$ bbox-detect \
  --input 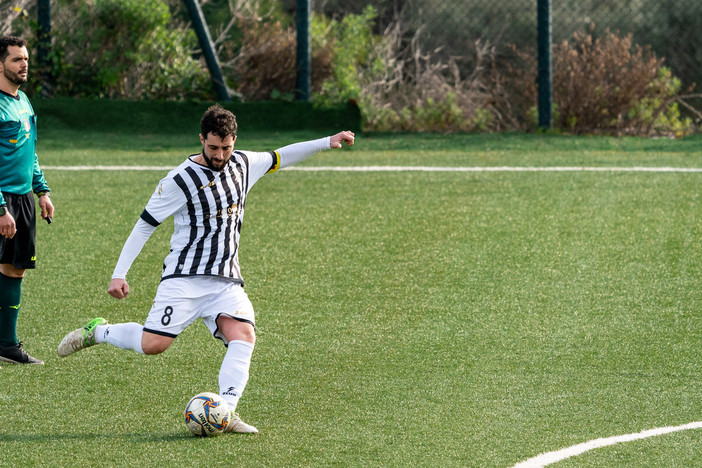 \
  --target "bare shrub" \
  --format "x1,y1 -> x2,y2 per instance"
216,0 -> 333,101
556,29 -> 663,132
224,19 -> 297,100
357,19 -> 512,132
510,26 -> 699,135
